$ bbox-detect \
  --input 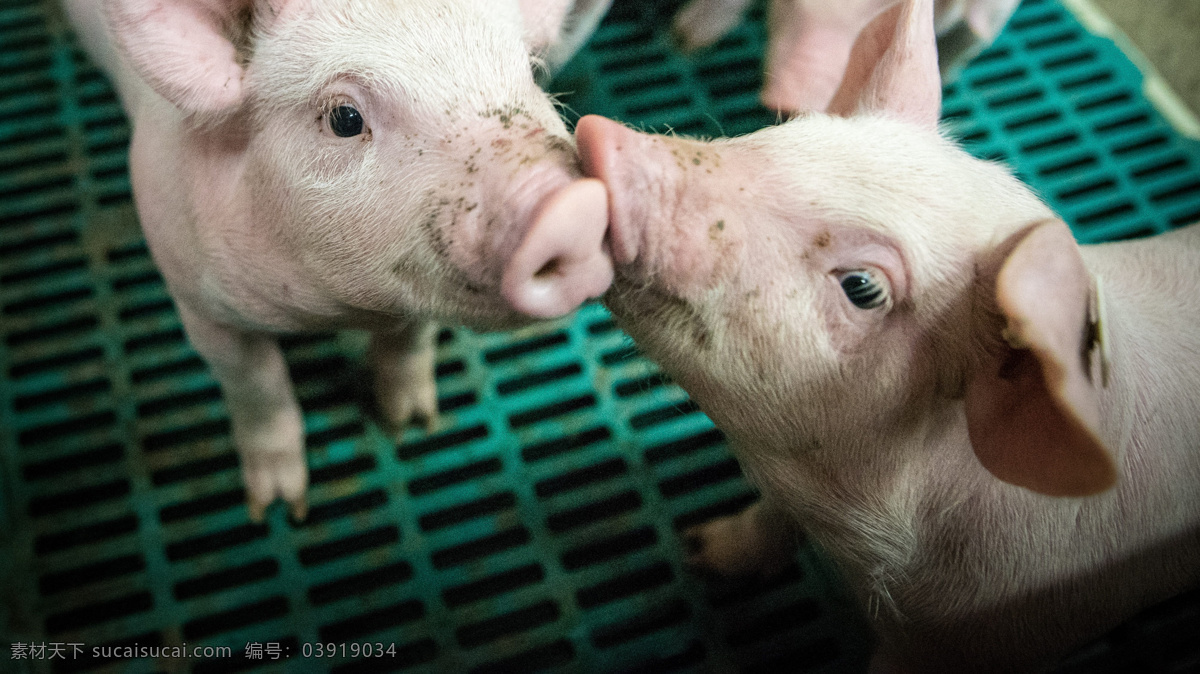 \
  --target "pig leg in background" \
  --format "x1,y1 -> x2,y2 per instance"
177,304 -> 307,522
762,0 -> 901,113
685,499 -> 802,577
543,0 -> 616,74
934,0 -> 1021,79
672,0 -> 755,52
368,320 -> 440,436
670,0 -> 1021,114
671,0 -> 902,111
